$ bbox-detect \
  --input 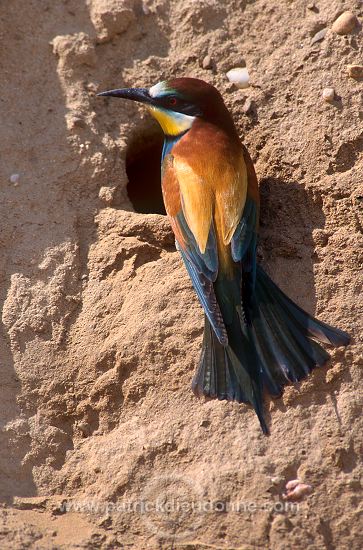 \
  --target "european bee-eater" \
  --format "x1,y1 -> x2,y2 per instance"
98,78 -> 350,434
